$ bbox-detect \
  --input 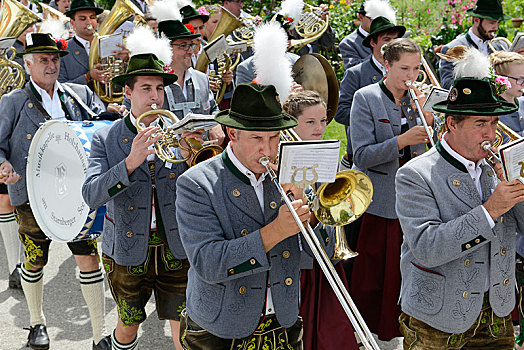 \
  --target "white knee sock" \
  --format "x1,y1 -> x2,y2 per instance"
80,268 -> 106,345
112,329 -> 139,350
20,265 -> 45,326
0,212 -> 21,273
